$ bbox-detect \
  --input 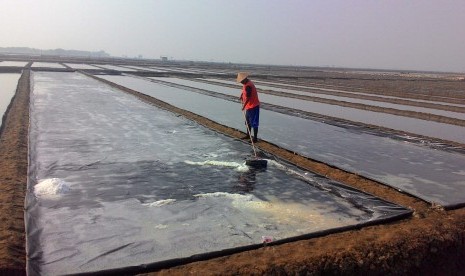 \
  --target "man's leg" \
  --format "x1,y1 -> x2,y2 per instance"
251,106 -> 260,142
